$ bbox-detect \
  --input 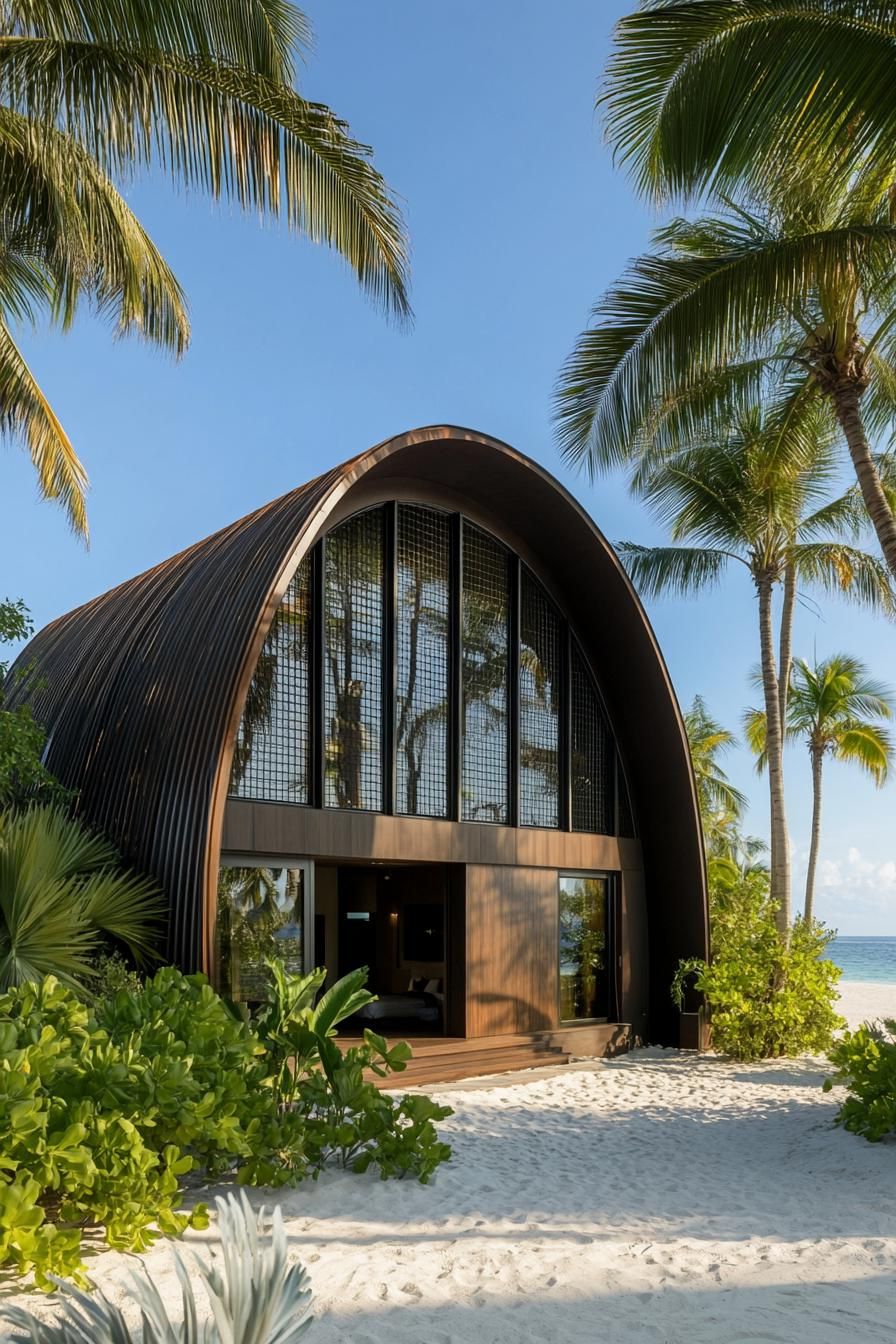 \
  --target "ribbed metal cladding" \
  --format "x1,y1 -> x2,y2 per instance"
7,466 -> 344,969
